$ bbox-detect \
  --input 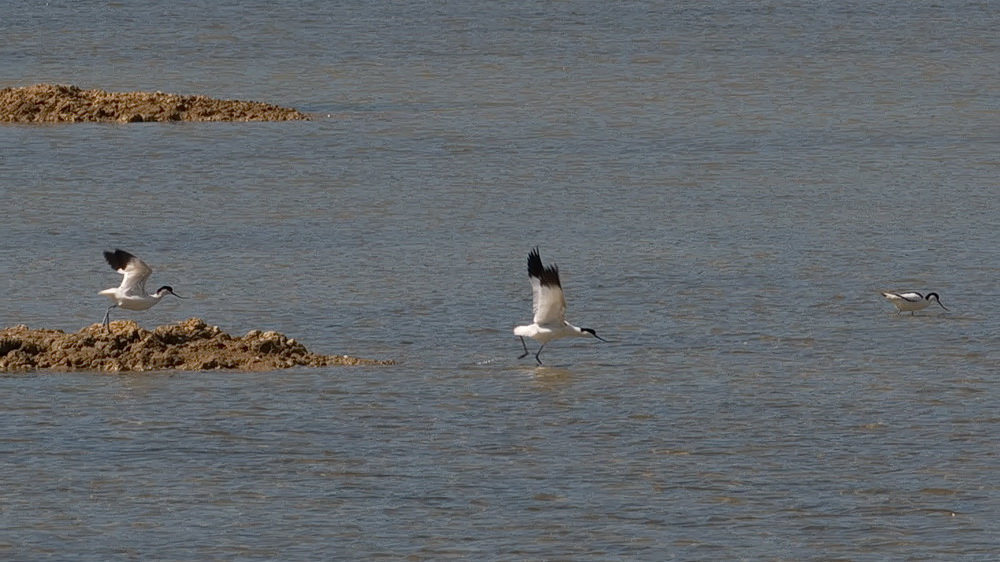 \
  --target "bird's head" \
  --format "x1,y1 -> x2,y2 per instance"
156,286 -> 186,299
926,292 -> 948,310
580,327 -> 608,342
